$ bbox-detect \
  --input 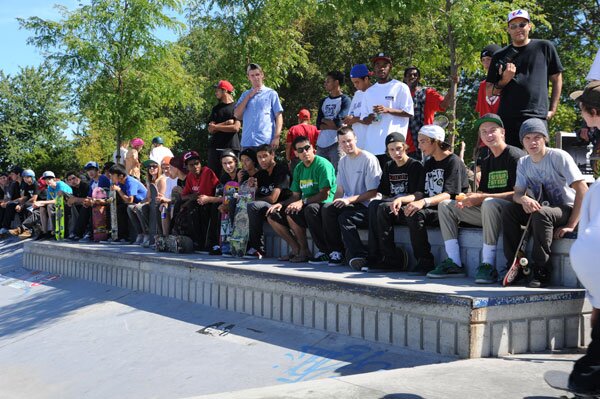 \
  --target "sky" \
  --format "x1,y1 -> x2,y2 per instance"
0,0 -> 182,76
